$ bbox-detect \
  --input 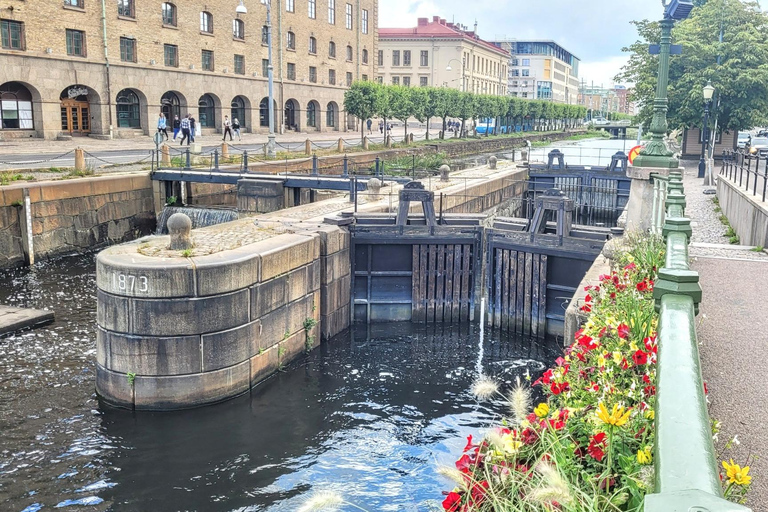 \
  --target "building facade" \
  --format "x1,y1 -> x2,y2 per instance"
0,0 -> 377,140
577,85 -> 635,117
492,40 -> 579,103
377,17 -> 508,96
